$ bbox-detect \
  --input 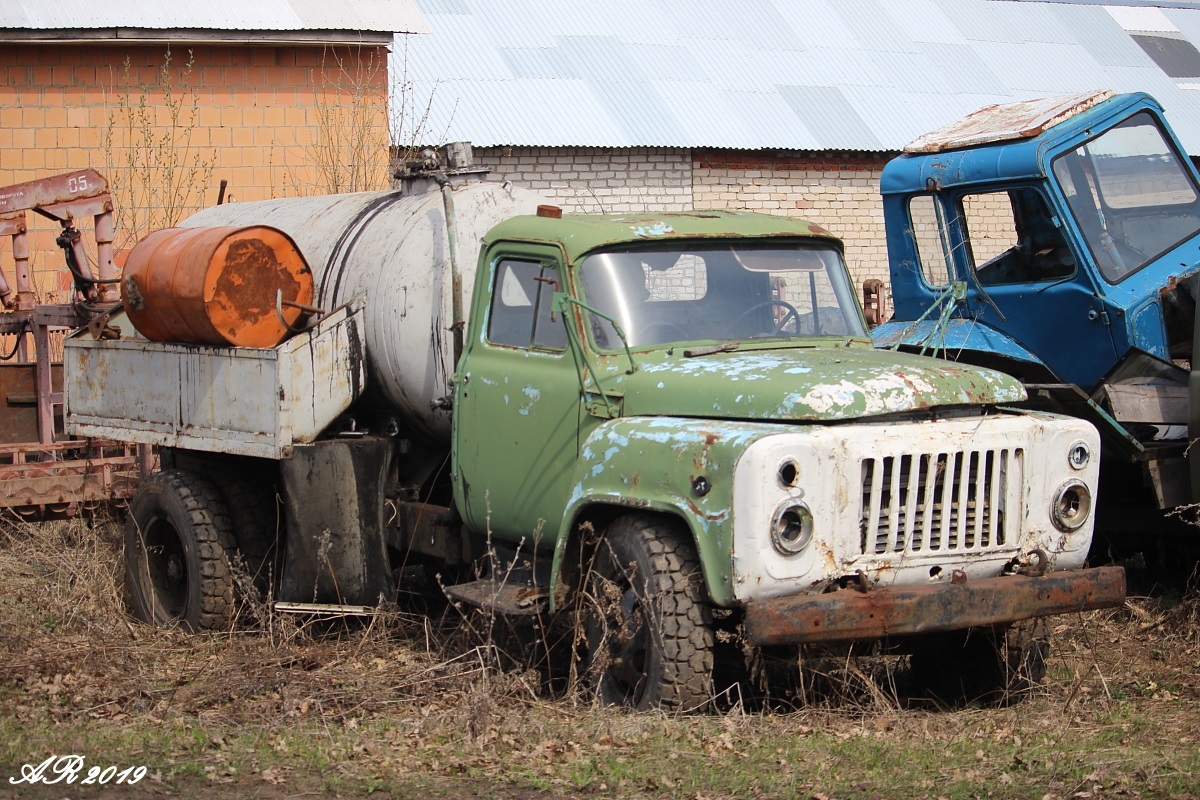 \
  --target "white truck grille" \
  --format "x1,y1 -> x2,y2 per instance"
859,448 -> 1023,556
